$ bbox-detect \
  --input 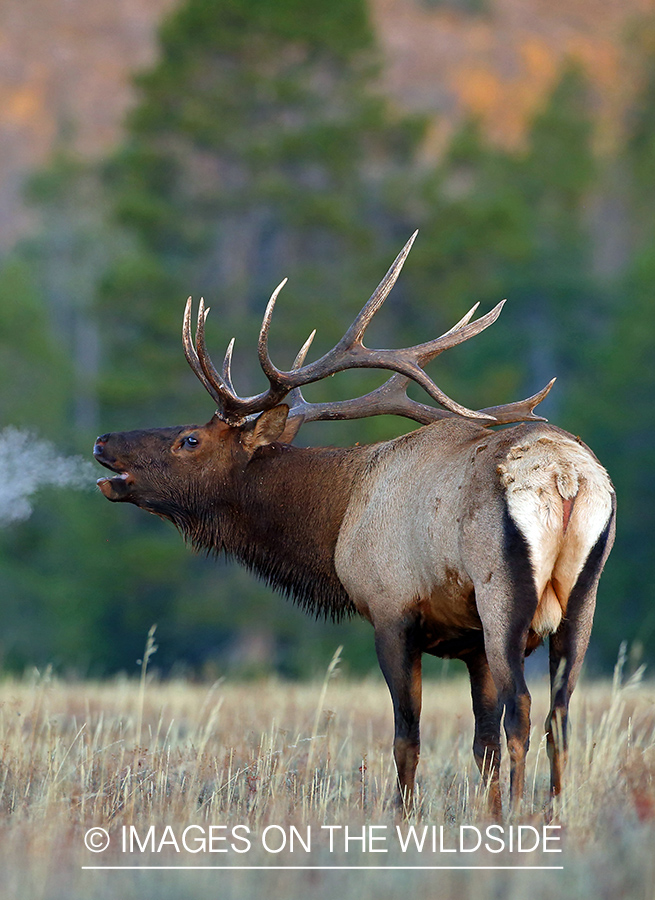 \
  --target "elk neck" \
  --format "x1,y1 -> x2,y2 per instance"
192,441 -> 369,621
